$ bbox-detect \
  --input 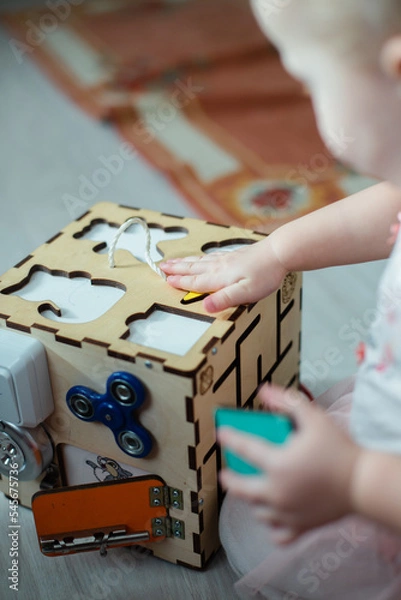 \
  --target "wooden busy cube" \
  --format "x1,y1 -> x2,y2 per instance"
0,202 -> 301,568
